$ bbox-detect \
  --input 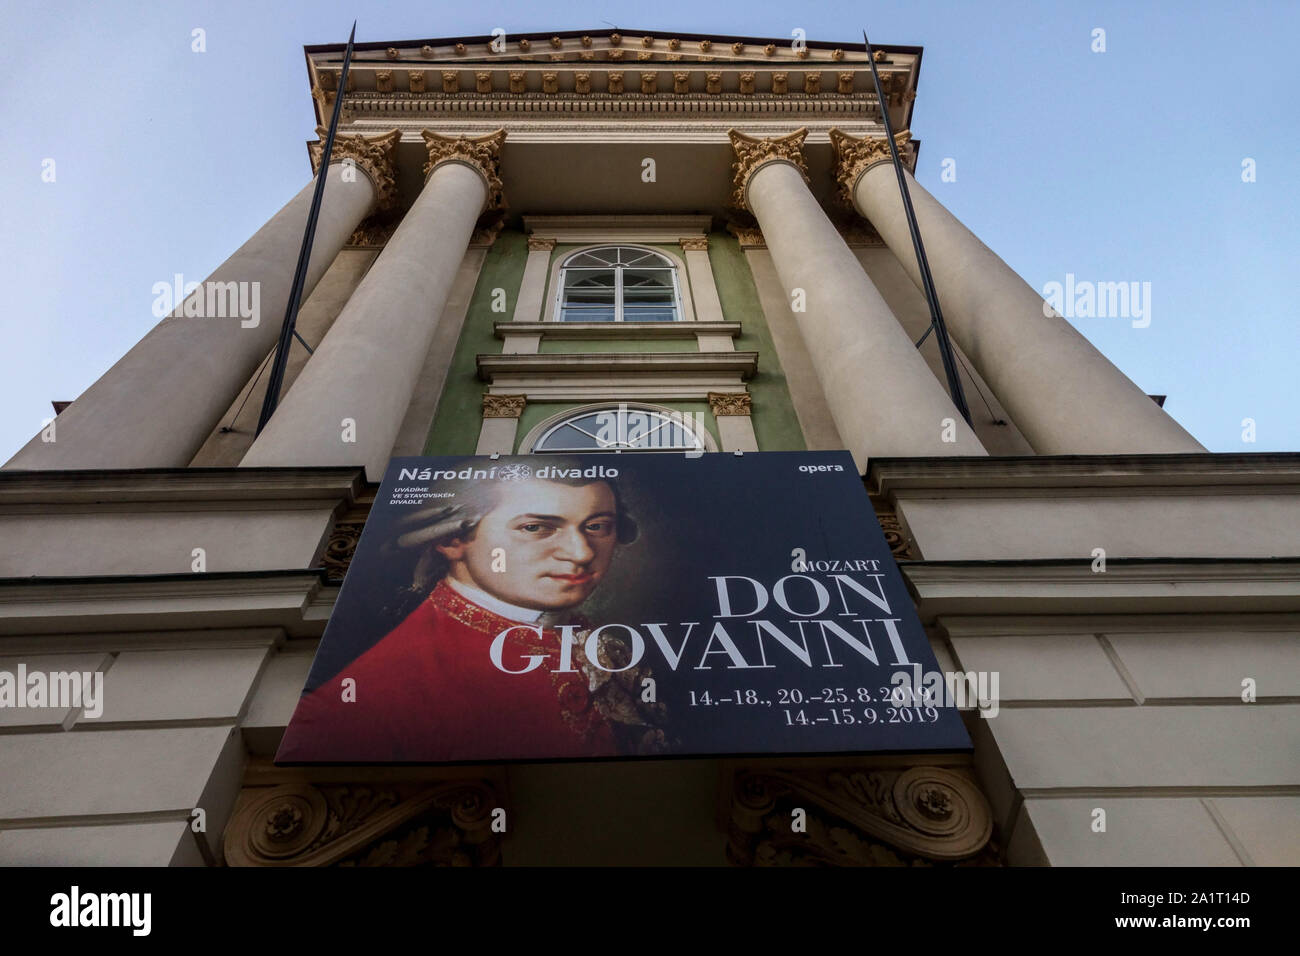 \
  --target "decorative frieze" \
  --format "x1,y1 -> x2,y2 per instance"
829,127 -> 912,204
308,128 -> 401,210
727,127 -> 810,211
482,393 -> 527,418
421,128 -> 507,210
708,392 -> 753,417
